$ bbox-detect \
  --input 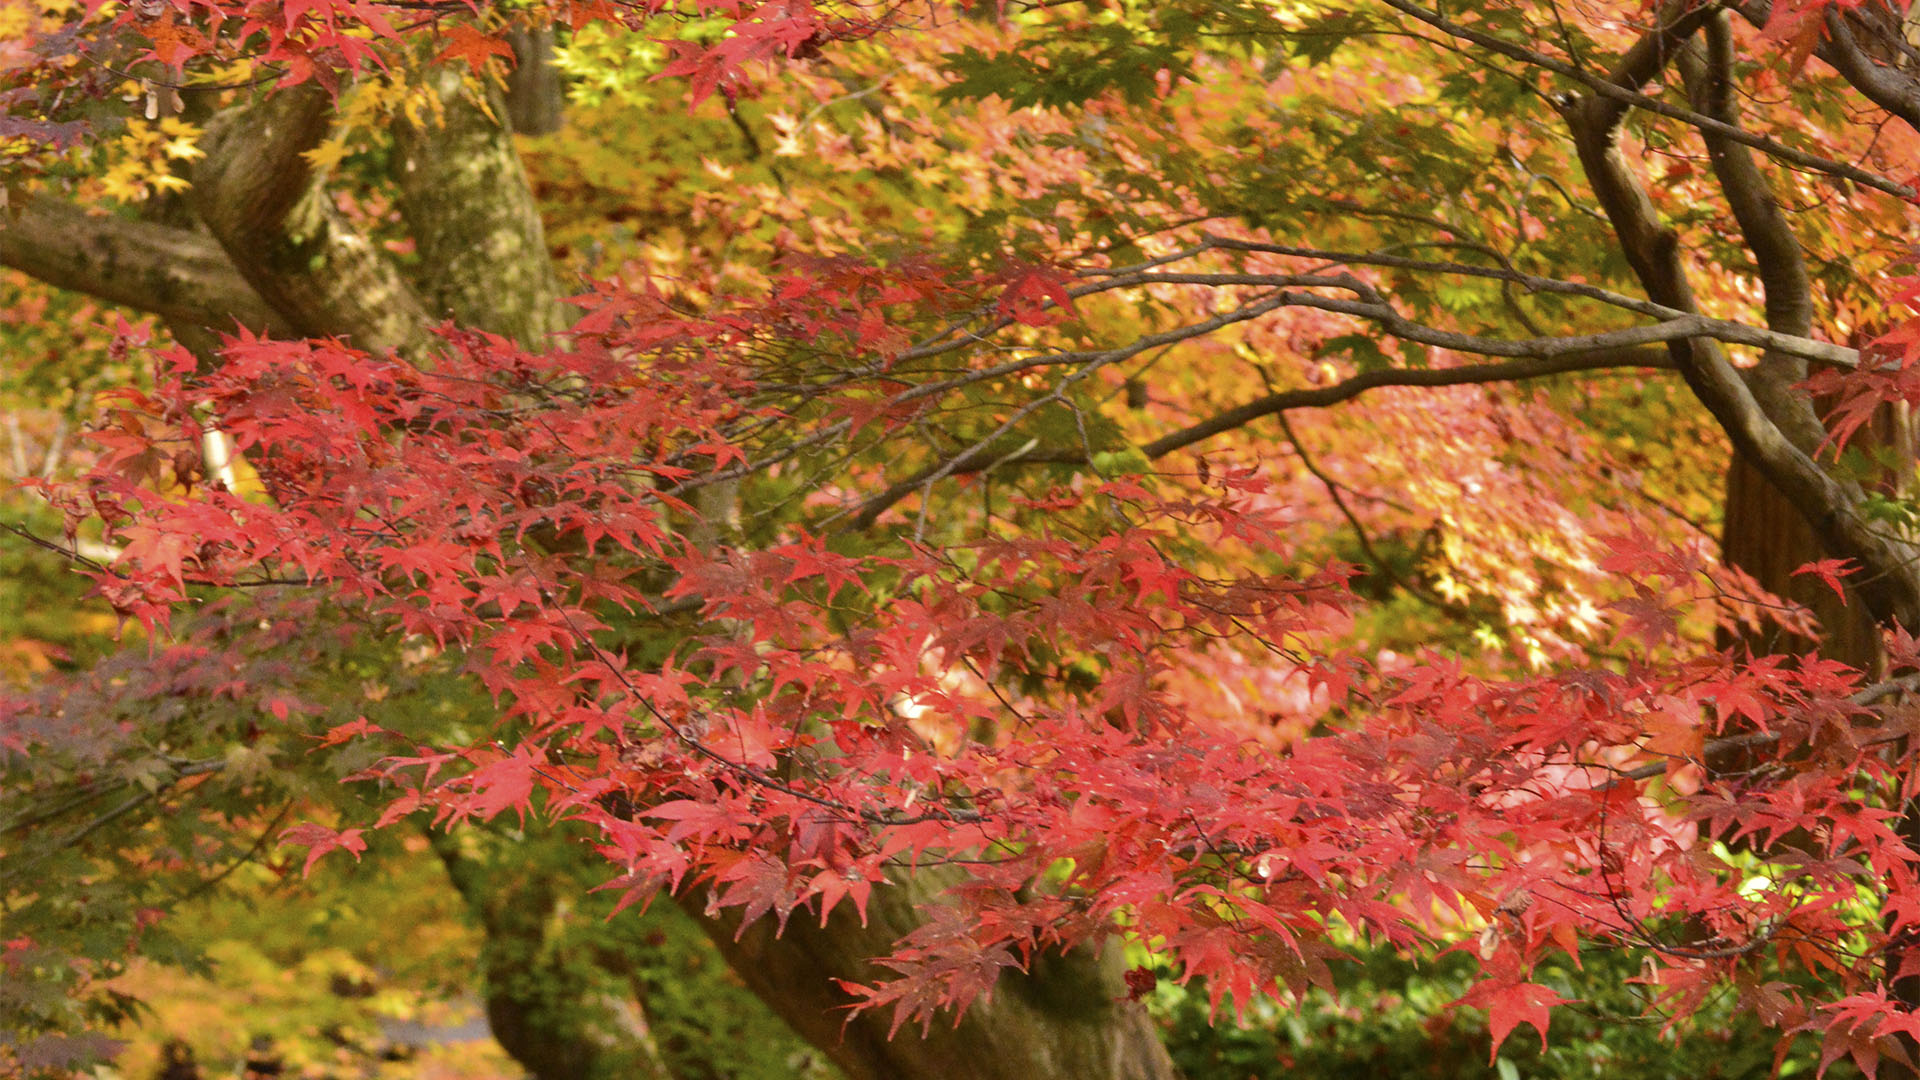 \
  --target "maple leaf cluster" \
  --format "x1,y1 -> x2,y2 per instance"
16,260 -> 1919,1073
